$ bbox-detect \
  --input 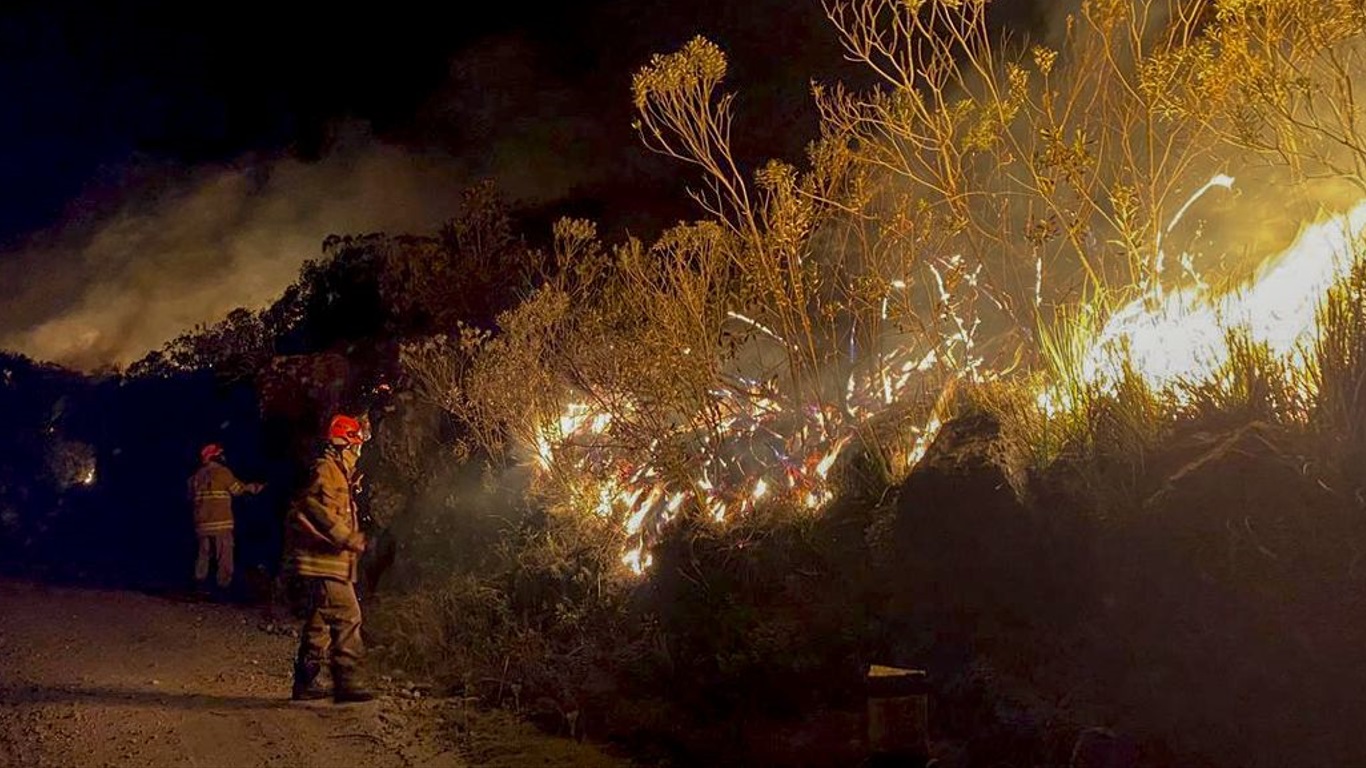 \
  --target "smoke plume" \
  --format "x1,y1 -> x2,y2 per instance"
0,134 -> 481,371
